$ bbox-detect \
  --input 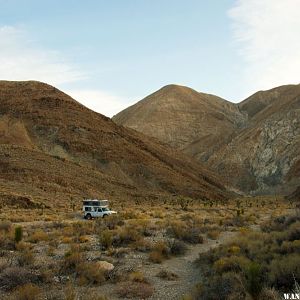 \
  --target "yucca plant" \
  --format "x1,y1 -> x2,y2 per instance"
15,226 -> 23,244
